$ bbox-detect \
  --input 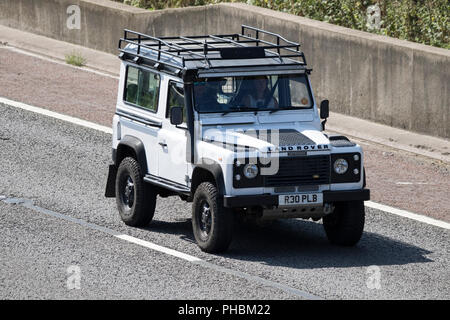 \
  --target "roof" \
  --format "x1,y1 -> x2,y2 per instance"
118,25 -> 309,78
